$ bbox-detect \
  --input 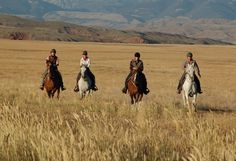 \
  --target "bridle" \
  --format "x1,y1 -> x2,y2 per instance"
185,64 -> 195,82
81,65 -> 87,79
